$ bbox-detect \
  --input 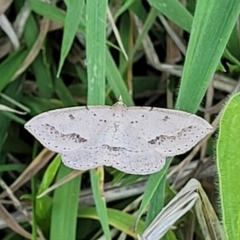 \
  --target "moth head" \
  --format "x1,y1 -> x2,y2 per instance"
112,95 -> 127,108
